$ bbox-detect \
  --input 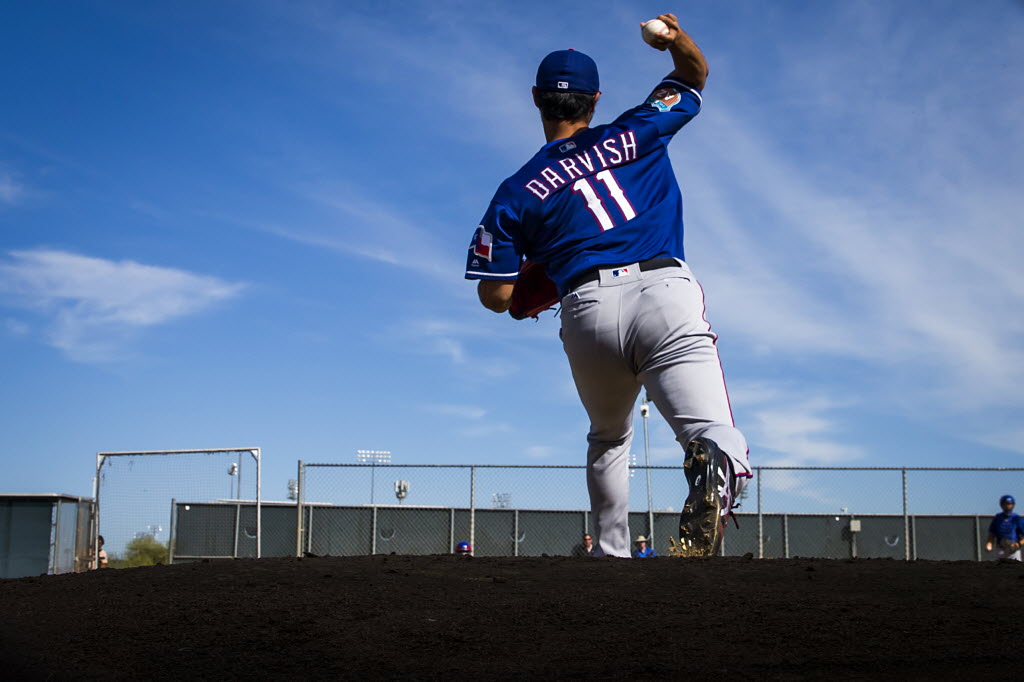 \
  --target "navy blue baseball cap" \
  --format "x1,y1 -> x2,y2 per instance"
1001,495 -> 1015,505
536,49 -> 600,94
